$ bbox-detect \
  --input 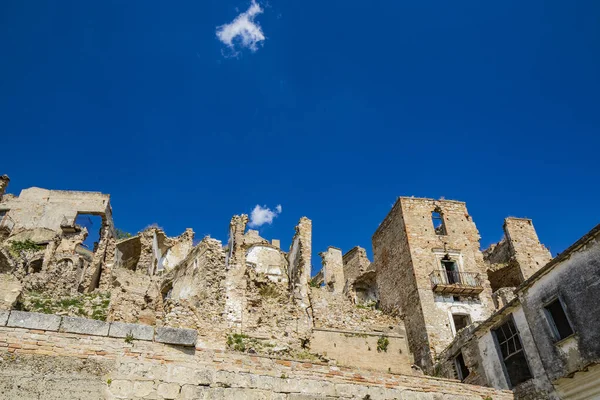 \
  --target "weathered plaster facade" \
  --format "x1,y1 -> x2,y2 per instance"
435,223 -> 600,400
